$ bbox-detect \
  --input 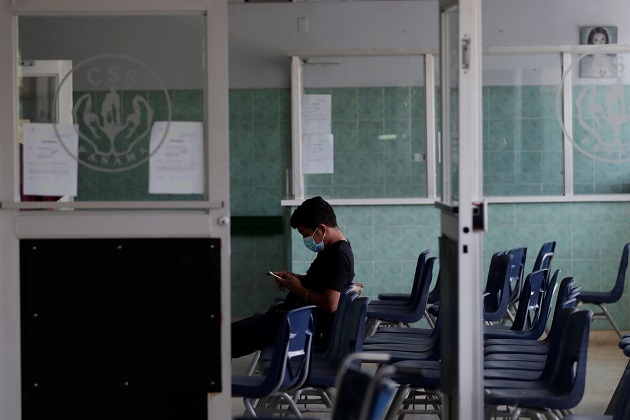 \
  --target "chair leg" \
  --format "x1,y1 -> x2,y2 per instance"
423,309 -> 436,328
246,350 -> 261,376
598,303 -> 623,339
242,397 -> 258,417
577,301 -> 623,339
365,318 -> 382,339
384,385 -> 410,420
